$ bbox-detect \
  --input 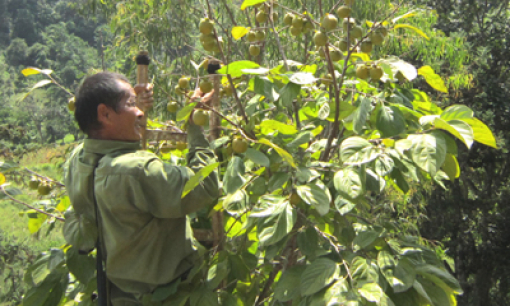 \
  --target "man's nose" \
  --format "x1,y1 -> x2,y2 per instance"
136,107 -> 144,118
